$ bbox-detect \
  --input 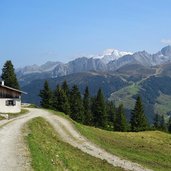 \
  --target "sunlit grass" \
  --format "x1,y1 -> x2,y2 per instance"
25,117 -> 123,171
75,123 -> 171,171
